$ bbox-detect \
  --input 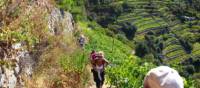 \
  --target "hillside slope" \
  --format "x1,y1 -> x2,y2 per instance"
86,0 -> 200,87
78,21 -> 155,88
